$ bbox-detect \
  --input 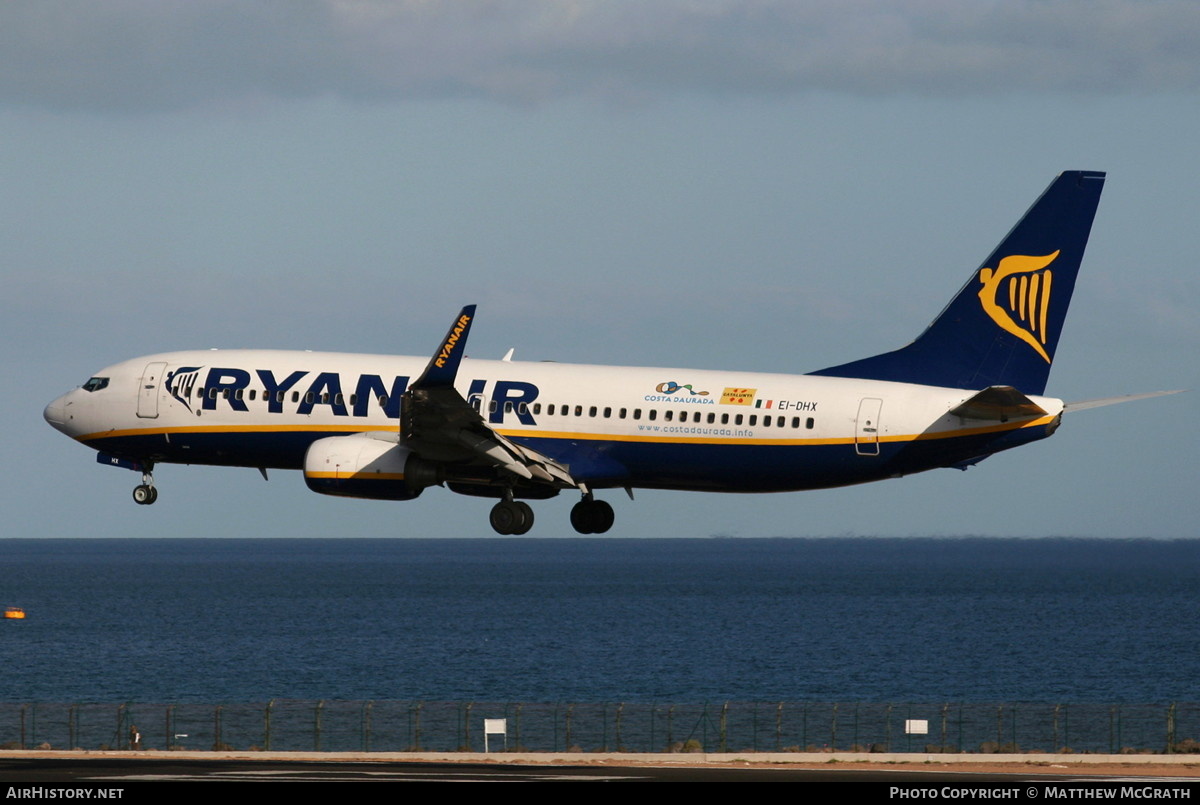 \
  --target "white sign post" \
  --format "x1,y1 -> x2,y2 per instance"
484,718 -> 507,753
